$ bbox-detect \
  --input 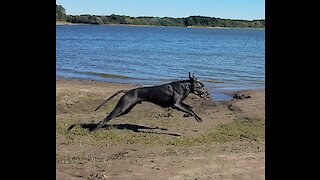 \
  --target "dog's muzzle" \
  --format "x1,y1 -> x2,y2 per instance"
194,89 -> 206,98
